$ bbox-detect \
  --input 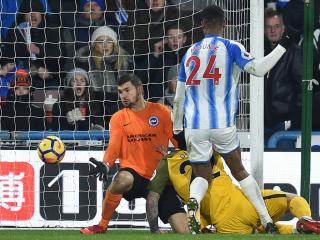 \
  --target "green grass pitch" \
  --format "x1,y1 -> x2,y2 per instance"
2,230 -> 320,240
